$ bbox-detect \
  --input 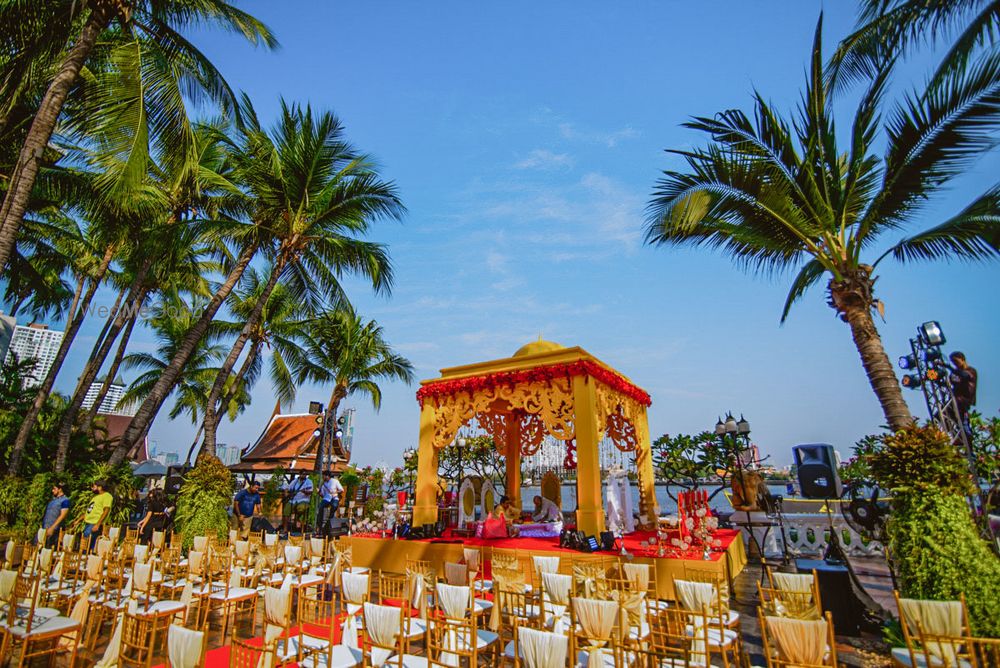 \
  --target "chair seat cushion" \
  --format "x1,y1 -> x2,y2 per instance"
7,614 -> 79,638
890,646 -> 970,668
209,586 -> 257,601
297,644 -> 364,668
